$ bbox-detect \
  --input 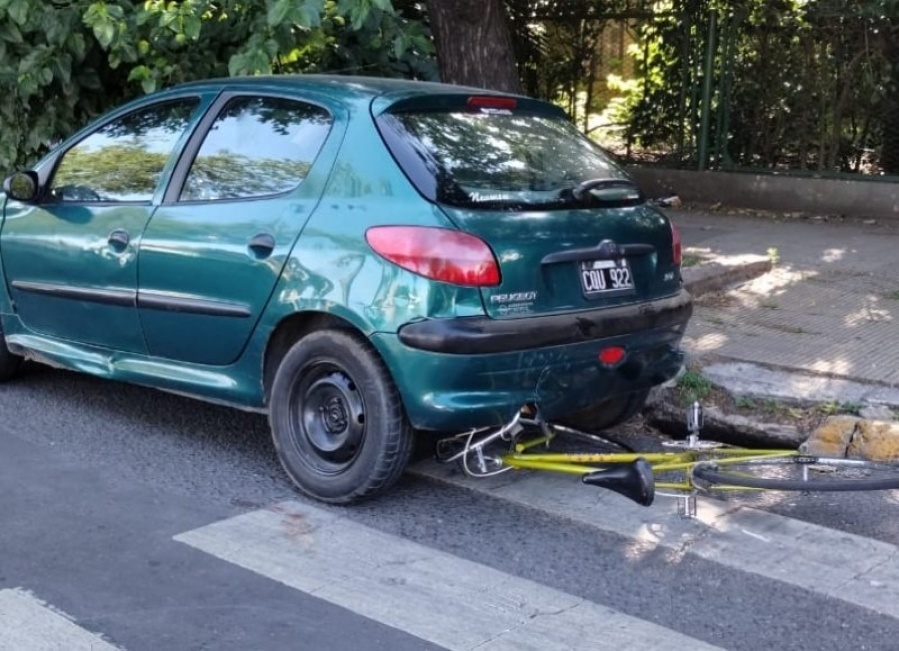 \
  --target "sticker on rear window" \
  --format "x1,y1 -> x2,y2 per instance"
470,191 -> 514,203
